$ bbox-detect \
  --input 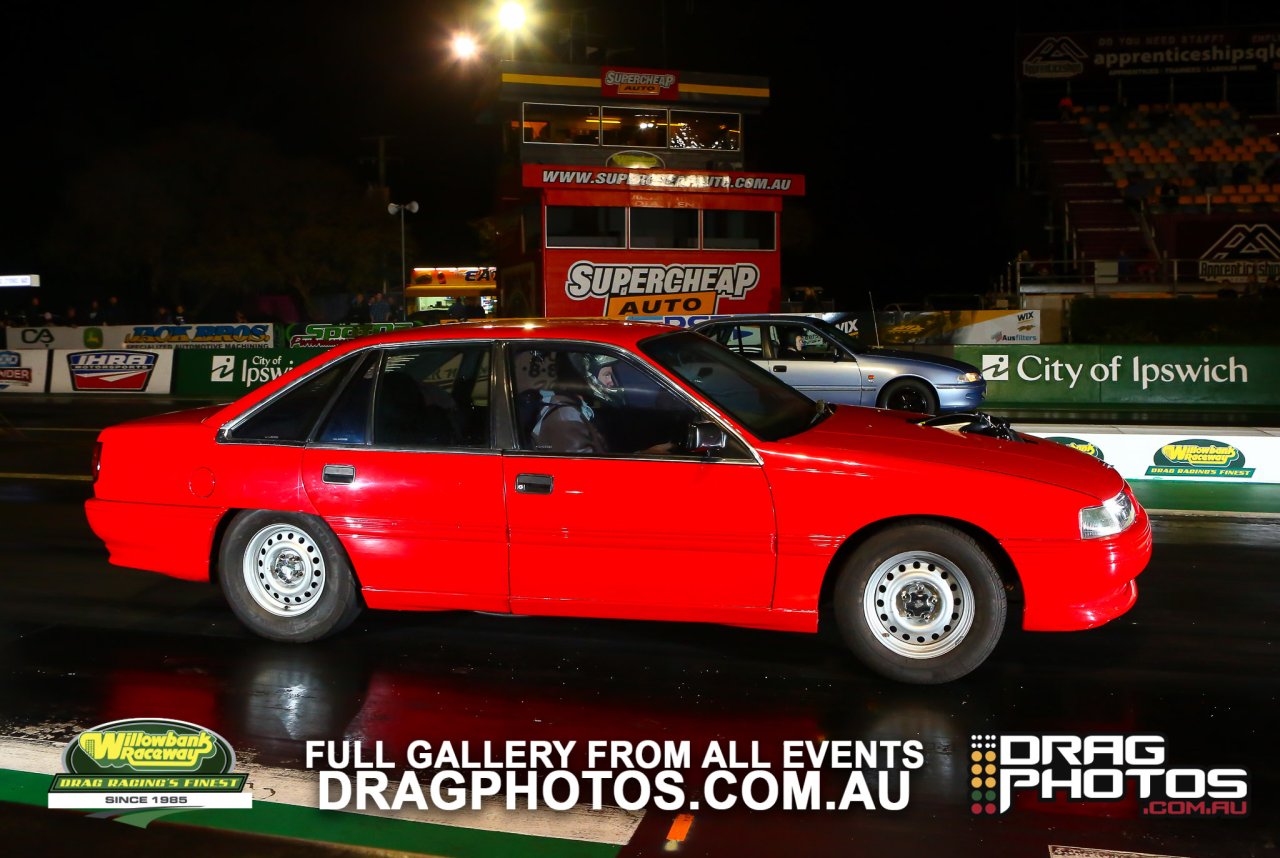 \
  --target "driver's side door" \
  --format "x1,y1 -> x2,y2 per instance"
501,342 -> 778,616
